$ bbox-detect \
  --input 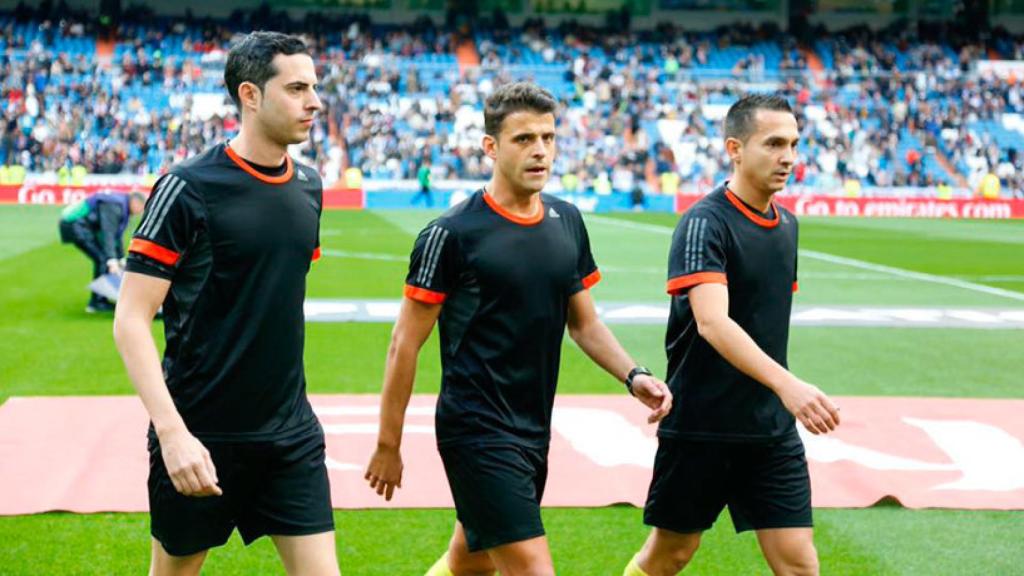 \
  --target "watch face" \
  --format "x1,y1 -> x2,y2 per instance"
628,367 -> 652,385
